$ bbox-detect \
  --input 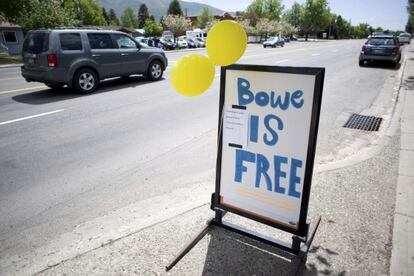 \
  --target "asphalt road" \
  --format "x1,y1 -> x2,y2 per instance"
0,40 -> 406,275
